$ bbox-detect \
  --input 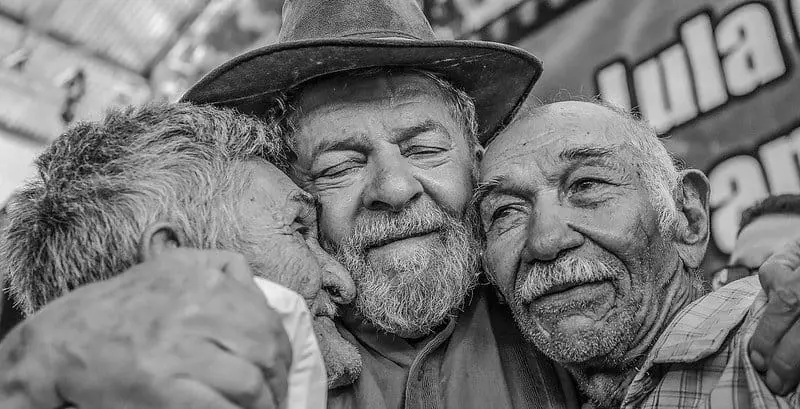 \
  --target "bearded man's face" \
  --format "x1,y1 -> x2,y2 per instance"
324,198 -> 480,337
289,72 -> 481,338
